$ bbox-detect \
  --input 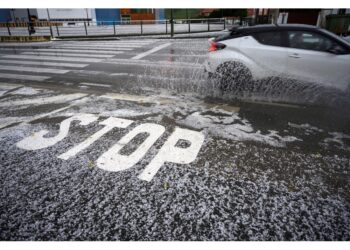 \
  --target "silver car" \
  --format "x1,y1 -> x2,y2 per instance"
204,24 -> 350,91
